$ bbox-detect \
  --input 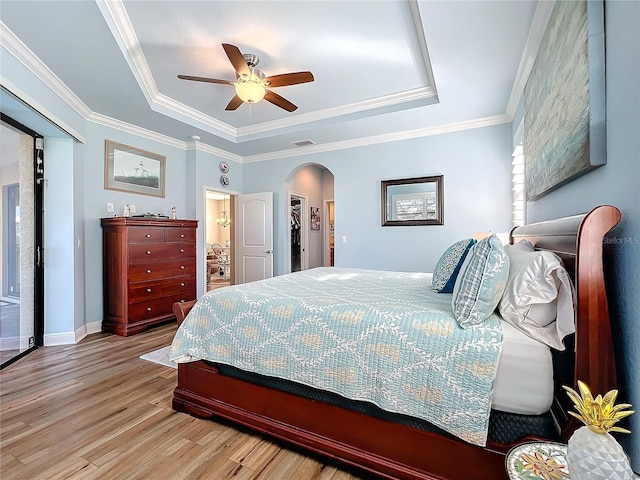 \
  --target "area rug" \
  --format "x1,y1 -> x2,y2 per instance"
139,346 -> 176,369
